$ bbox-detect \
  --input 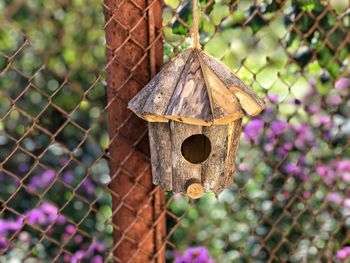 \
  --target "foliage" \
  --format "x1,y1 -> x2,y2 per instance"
0,0 -> 349,262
